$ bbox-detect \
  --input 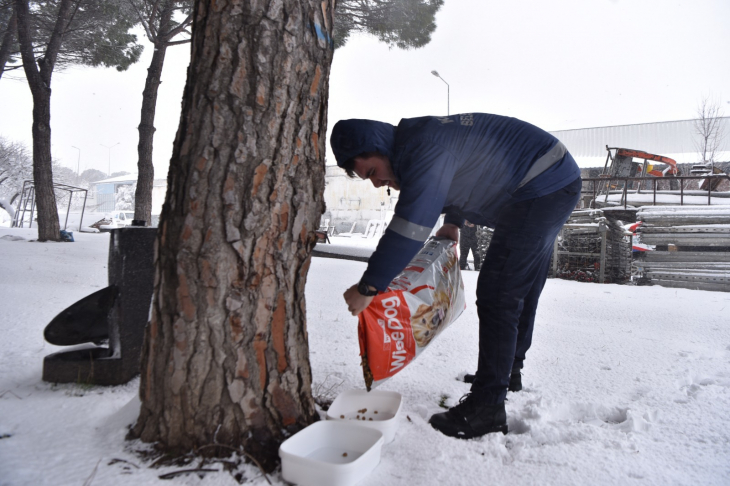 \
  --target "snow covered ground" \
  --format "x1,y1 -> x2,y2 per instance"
1,227 -> 729,485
